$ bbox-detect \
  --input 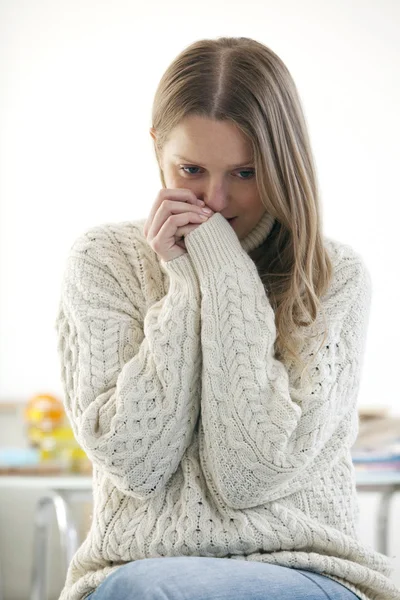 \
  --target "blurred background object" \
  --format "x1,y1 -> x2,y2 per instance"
352,407 -> 400,472
0,393 -> 92,475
